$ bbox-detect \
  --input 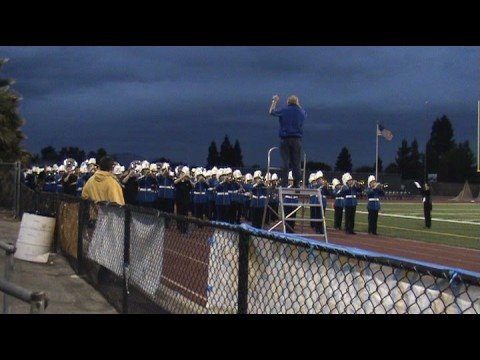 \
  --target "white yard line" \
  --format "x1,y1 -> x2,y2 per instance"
326,208 -> 480,225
